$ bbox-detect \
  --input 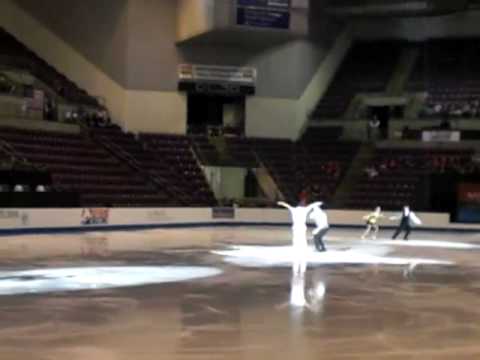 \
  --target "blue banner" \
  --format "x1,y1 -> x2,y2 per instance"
238,0 -> 289,8
237,0 -> 290,29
